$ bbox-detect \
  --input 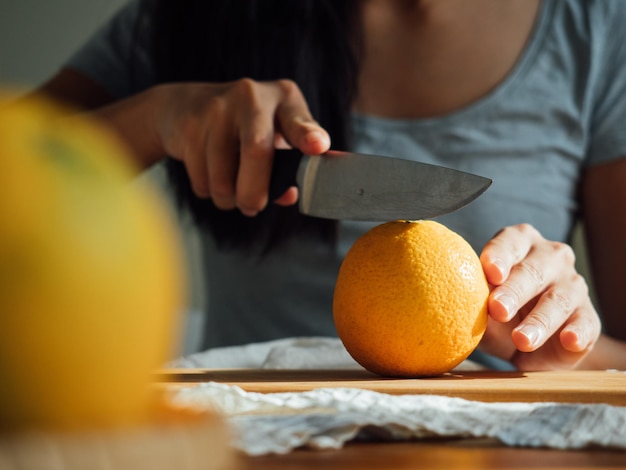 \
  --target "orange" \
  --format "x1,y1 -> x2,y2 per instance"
0,94 -> 187,430
333,220 -> 489,377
